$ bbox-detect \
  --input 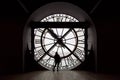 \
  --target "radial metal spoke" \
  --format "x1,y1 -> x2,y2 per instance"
61,47 -> 69,68
61,28 -> 64,36
65,37 -> 76,40
61,47 -> 65,57
57,46 -> 59,52
43,36 -> 54,40
65,42 -> 75,46
56,28 -> 59,36
44,43 -> 54,46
